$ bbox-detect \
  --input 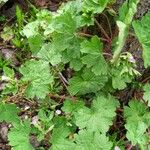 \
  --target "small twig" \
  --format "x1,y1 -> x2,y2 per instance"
94,18 -> 111,42
127,144 -> 133,150
77,32 -> 93,38
3,15 -> 16,27
58,72 -> 68,89
59,72 -> 68,84
141,76 -> 150,84
77,32 -> 109,42
103,52 -> 112,57
48,93 -> 76,101
101,13 -> 112,39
